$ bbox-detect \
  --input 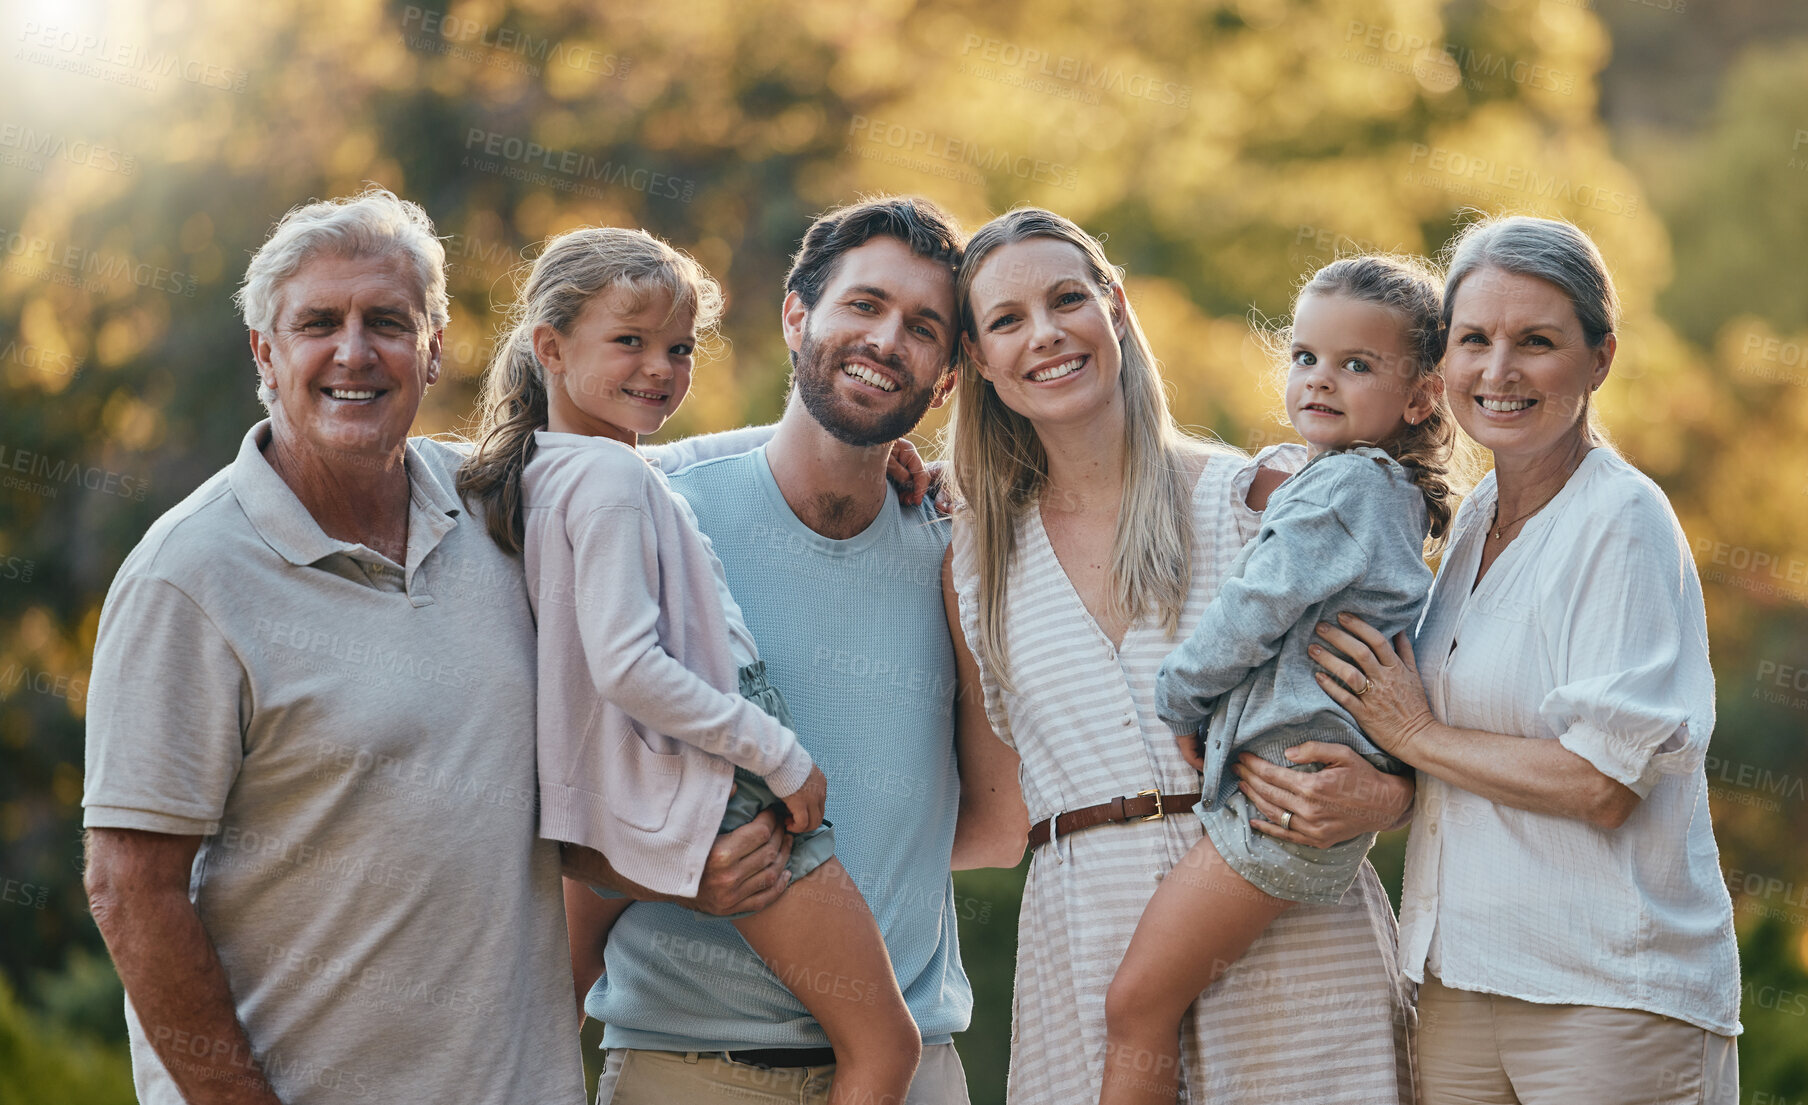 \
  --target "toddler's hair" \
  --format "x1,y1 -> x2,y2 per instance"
457,227 -> 724,554
1291,255 -> 1465,551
